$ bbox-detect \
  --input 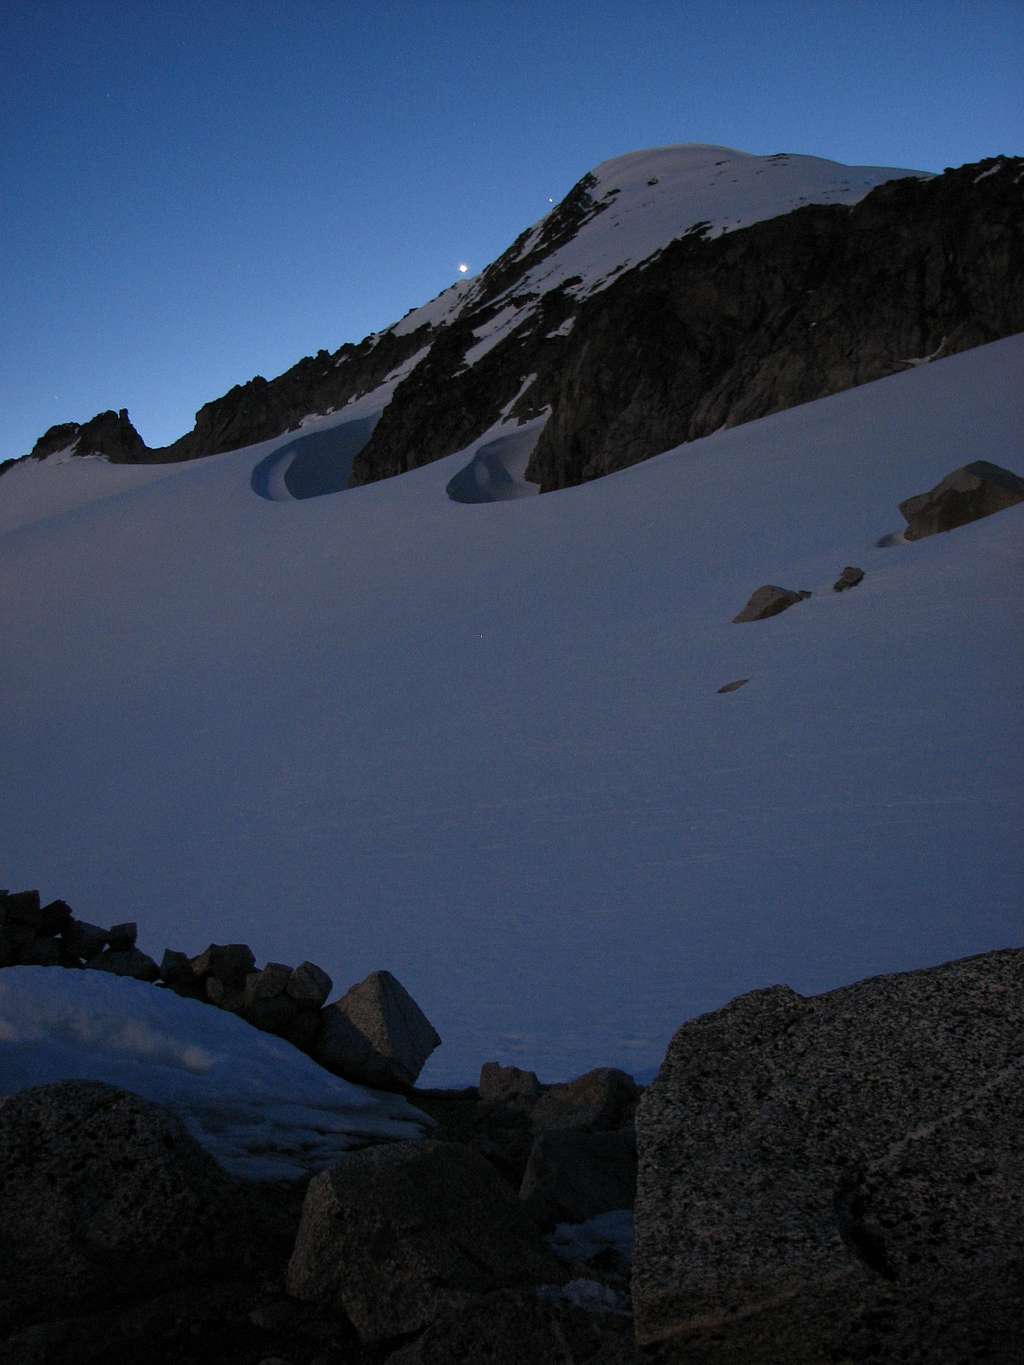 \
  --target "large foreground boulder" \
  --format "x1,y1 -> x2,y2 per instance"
286,1140 -> 564,1342
898,459 -> 1024,539
0,1081 -> 234,1333
633,948 -> 1024,1363
313,968 -> 440,1089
